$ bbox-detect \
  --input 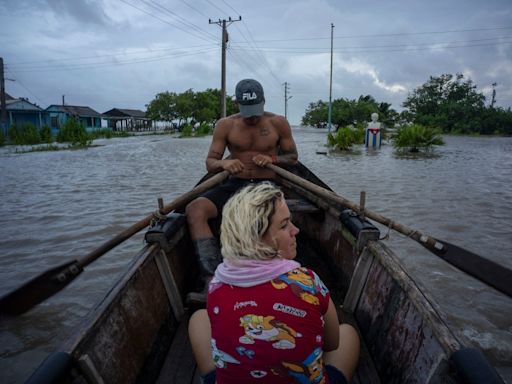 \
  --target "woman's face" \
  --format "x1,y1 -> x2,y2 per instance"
261,198 -> 299,259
